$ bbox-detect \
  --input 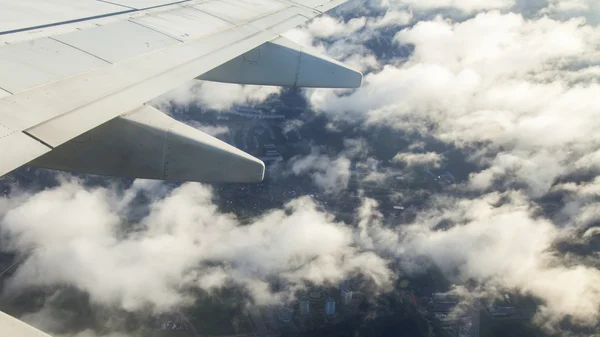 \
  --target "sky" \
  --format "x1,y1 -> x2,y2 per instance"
2,0 -> 600,336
